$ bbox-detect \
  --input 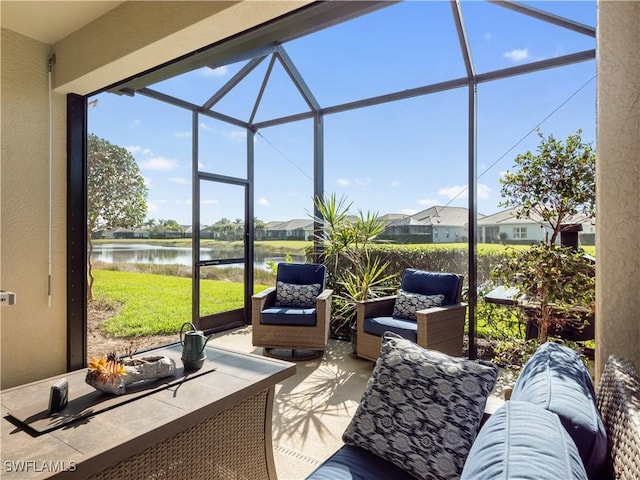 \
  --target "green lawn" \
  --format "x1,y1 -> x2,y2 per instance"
93,269 -> 269,337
